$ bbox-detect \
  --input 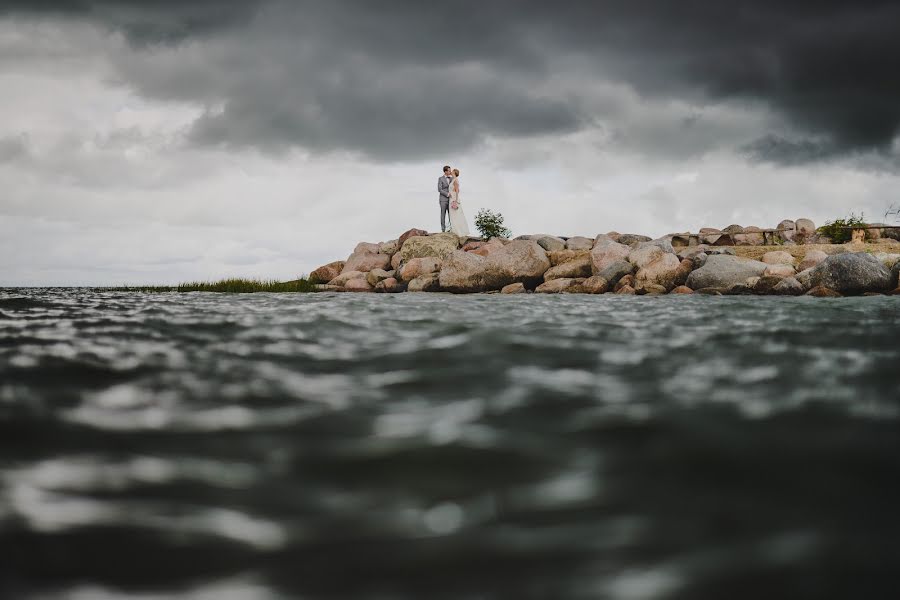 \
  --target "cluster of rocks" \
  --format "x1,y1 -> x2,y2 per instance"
311,227 -> 900,297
